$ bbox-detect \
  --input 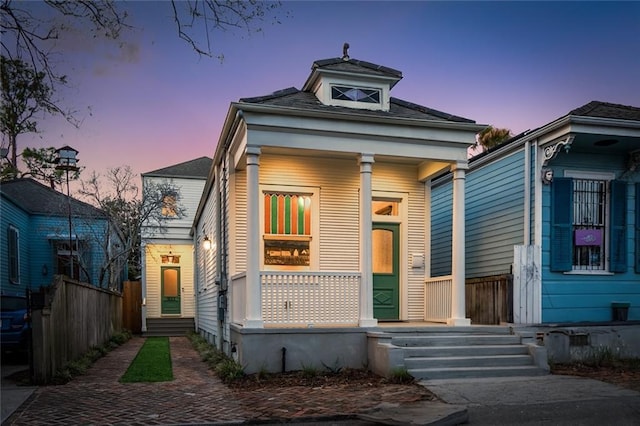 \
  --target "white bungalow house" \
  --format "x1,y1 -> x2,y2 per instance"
192,49 -> 491,374
140,157 -> 212,335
